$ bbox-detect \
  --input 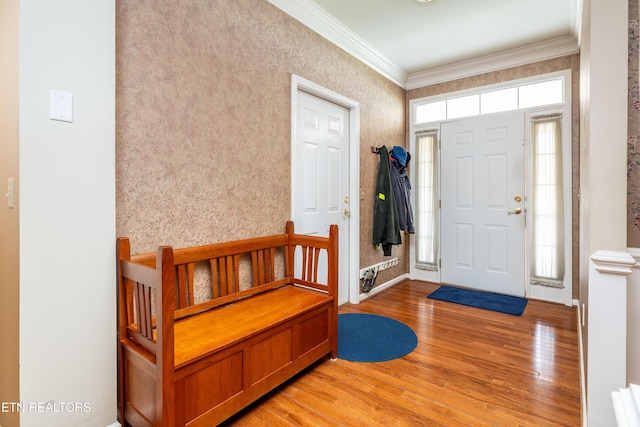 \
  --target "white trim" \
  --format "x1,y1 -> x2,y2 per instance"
408,128 -> 441,284
628,247 -> 640,268
587,250 -> 631,425
406,36 -> 579,89
106,423 -> 121,427
578,303 -> 588,427
359,274 -> 410,303
291,74 -> 361,305
524,72 -> 573,306
590,251 -> 636,275
627,248 -> 640,390
573,0 -> 584,48
611,384 -> 640,427
267,0 -> 406,87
